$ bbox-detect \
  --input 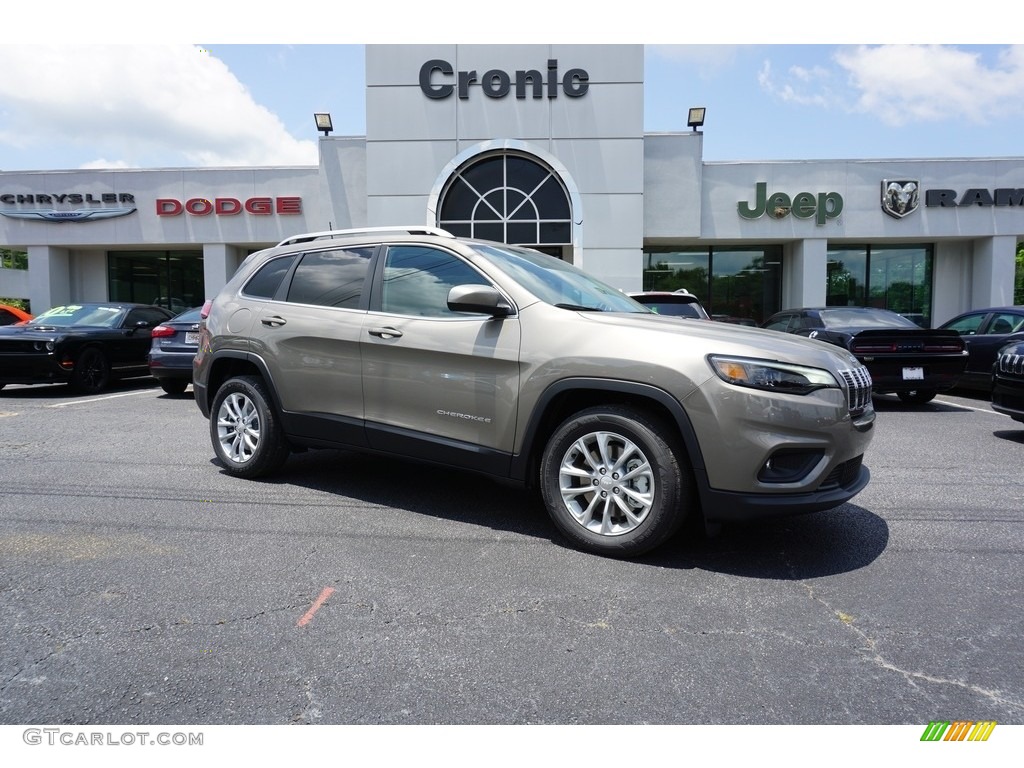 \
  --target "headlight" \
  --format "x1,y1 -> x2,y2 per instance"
32,341 -> 56,352
708,355 -> 838,395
